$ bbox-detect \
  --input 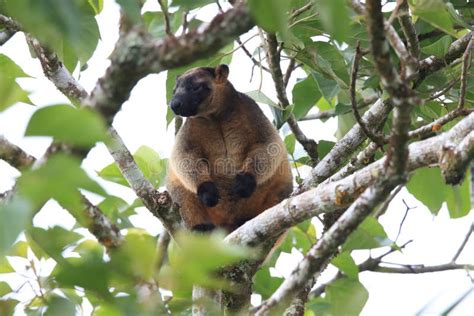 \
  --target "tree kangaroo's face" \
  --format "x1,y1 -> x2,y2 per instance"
170,64 -> 229,117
